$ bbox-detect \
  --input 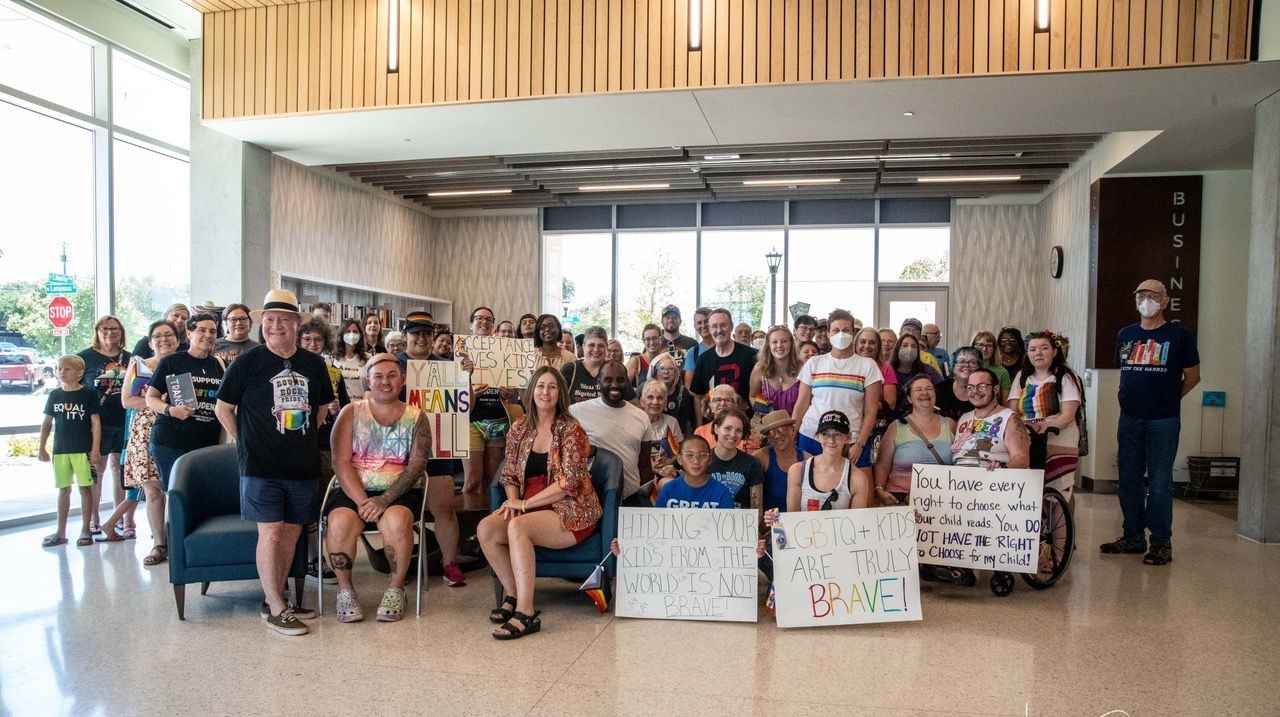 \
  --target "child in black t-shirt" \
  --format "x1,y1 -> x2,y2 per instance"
38,355 -> 101,548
